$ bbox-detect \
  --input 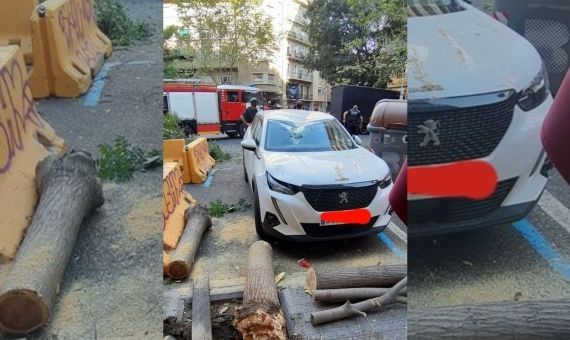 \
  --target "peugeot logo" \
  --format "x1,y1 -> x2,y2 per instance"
418,119 -> 441,147
339,192 -> 349,204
